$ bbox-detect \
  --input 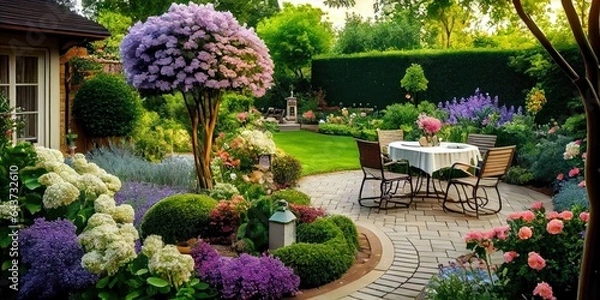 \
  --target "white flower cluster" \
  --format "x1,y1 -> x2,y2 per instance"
142,235 -> 194,288
563,141 -> 581,160
33,147 -> 123,209
239,129 -> 276,155
79,212 -> 138,276
0,204 -> 19,220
